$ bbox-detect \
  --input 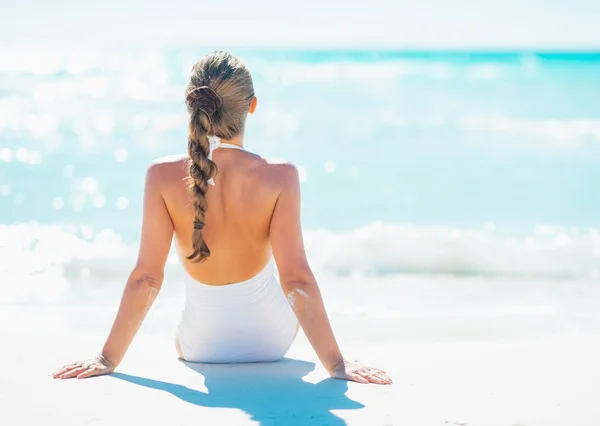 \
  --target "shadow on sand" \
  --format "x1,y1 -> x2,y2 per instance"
111,358 -> 364,425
